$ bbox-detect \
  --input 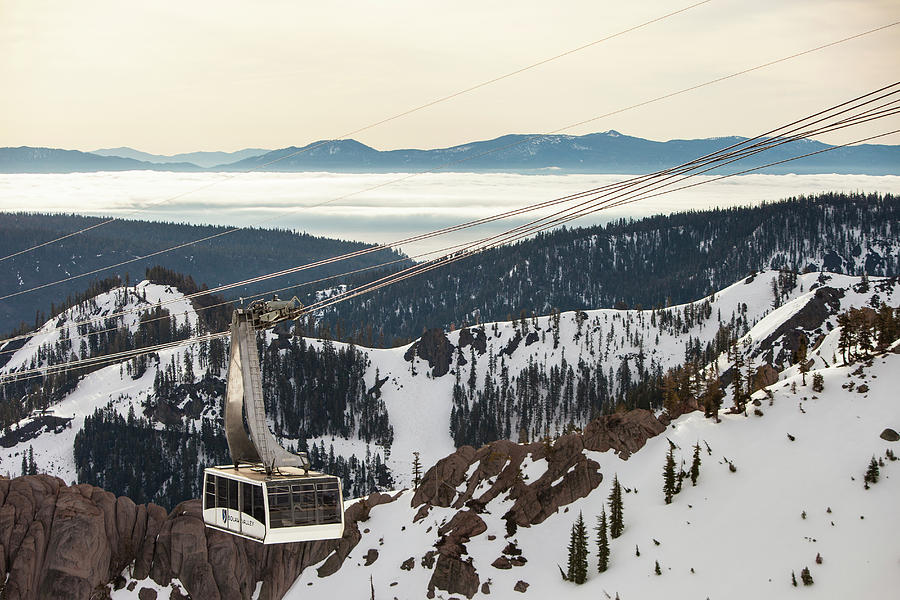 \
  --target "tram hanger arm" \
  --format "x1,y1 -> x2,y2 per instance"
246,295 -> 305,330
